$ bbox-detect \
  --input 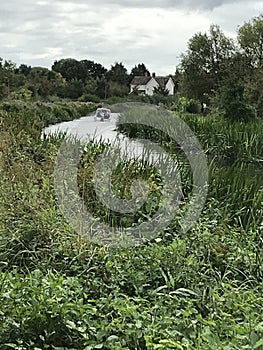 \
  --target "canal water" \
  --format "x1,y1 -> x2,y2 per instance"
42,112 -> 161,163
